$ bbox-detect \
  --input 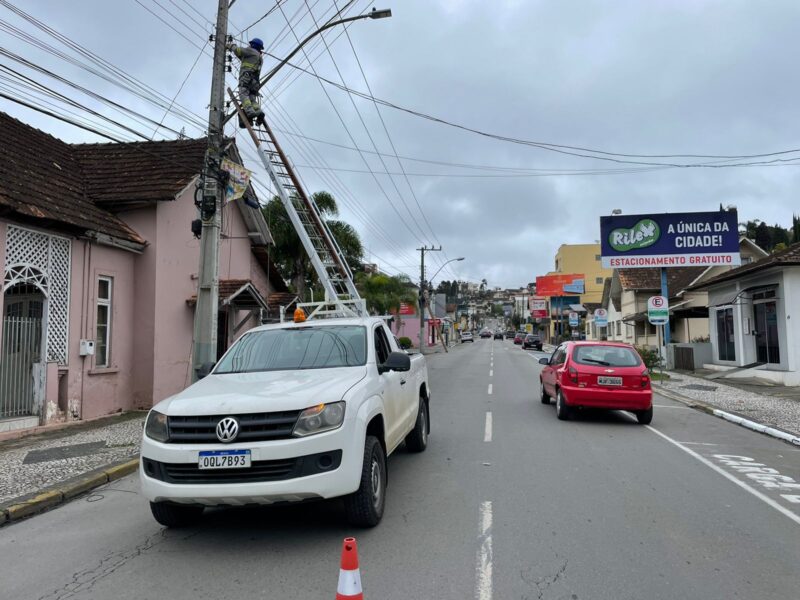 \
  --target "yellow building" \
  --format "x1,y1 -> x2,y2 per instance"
551,243 -> 612,304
